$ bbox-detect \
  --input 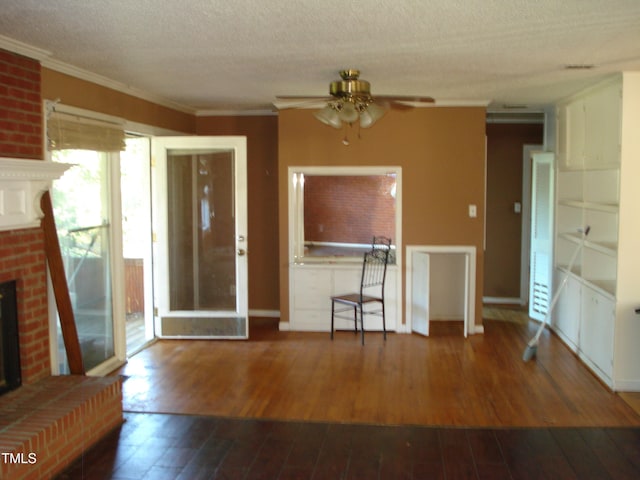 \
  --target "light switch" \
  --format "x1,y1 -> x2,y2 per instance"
468,204 -> 477,218
514,202 -> 522,214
